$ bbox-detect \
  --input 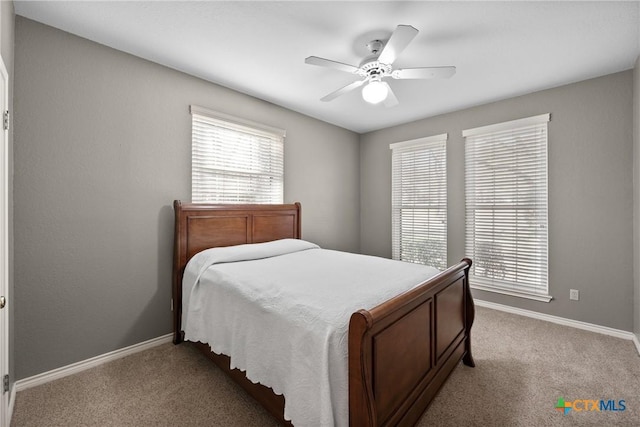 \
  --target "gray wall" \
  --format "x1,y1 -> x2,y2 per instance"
634,55 -> 640,341
13,17 -> 359,380
0,0 -> 13,392
12,15 -> 639,381
361,71 -> 634,331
